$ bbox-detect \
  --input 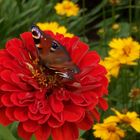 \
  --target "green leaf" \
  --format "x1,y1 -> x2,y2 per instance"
0,125 -> 17,140
94,15 -> 119,28
79,130 -> 85,137
88,0 -> 108,16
